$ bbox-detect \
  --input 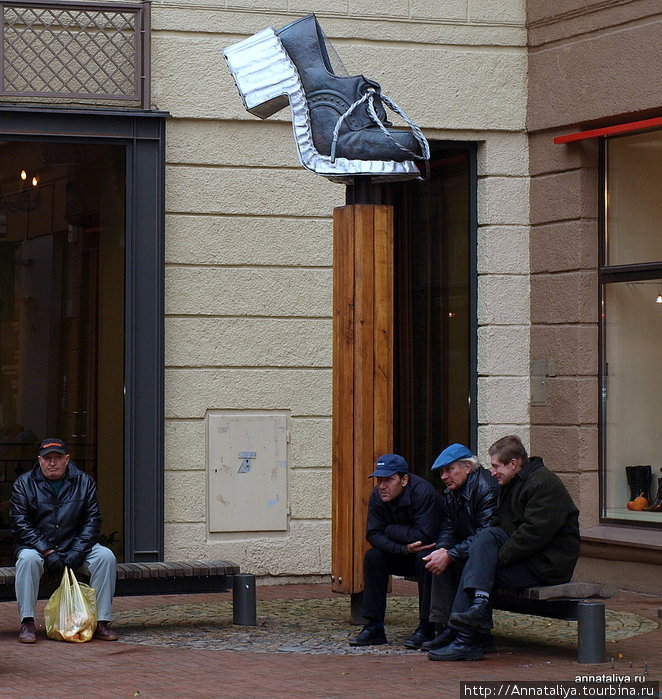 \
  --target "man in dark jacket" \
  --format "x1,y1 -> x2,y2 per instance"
421,443 -> 498,651
10,438 -> 118,643
348,453 -> 443,648
428,435 -> 580,661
